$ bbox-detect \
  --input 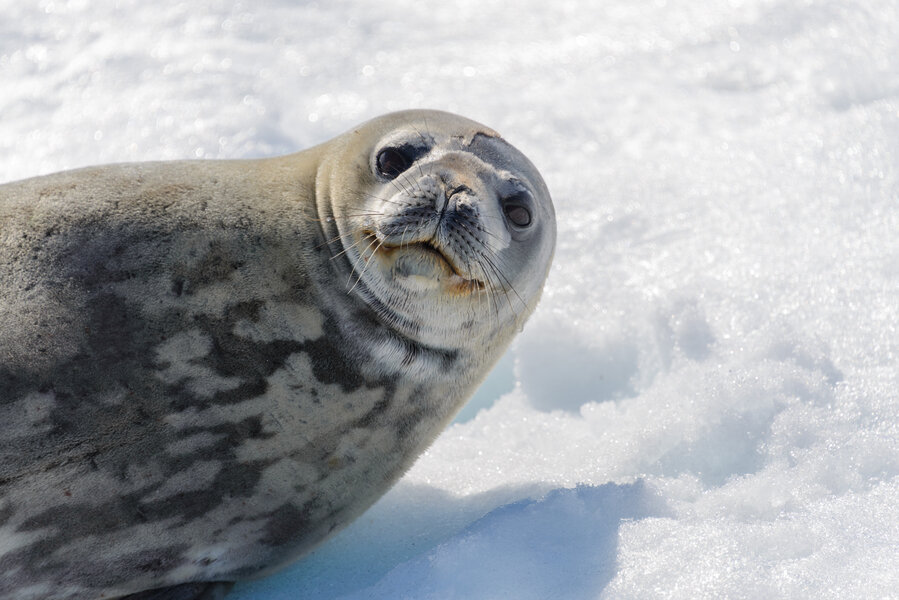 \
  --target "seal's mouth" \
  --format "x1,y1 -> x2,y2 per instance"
359,232 -> 485,292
